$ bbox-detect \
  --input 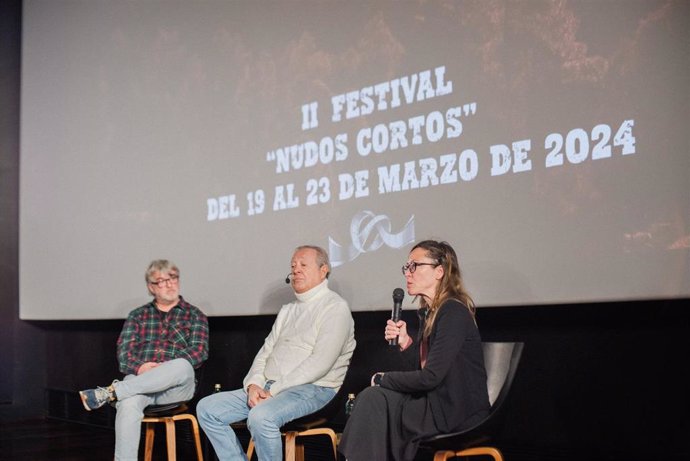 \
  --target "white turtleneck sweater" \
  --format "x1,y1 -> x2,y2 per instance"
243,279 -> 356,396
